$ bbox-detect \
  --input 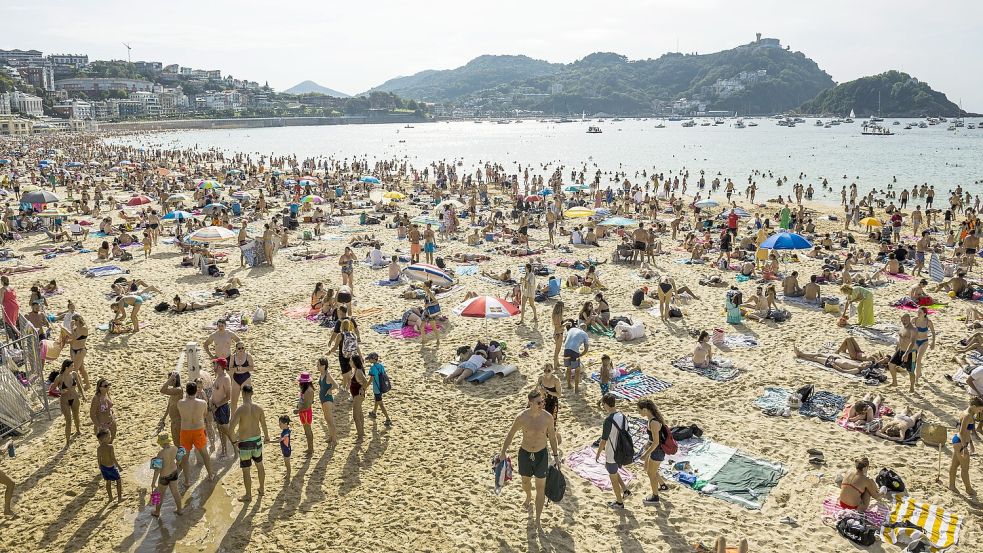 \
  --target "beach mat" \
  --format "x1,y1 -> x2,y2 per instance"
821,494 -> 889,526
454,264 -> 479,276
371,319 -> 403,334
719,334 -> 759,349
589,372 -> 672,400
389,323 -> 441,339
848,324 -> 899,346
706,452 -> 786,510
880,495 -> 962,552
565,445 -> 635,491
671,357 -> 740,381
81,265 -> 128,278
284,305 -> 318,320
754,387 -> 846,422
